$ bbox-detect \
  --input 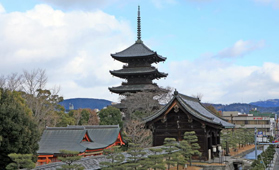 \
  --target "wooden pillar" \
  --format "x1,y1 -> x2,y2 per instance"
209,132 -> 212,149
178,130 -> 181,141
204,130 -> 209,160
153,133 -> 156,146
214,132 -> 218,145
217,132 -> 221,145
